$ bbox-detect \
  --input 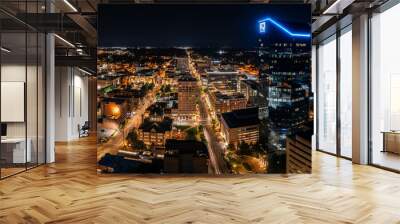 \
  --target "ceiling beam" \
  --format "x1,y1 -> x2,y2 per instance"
67,13 -> 97,46
55,55 -> 96,71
